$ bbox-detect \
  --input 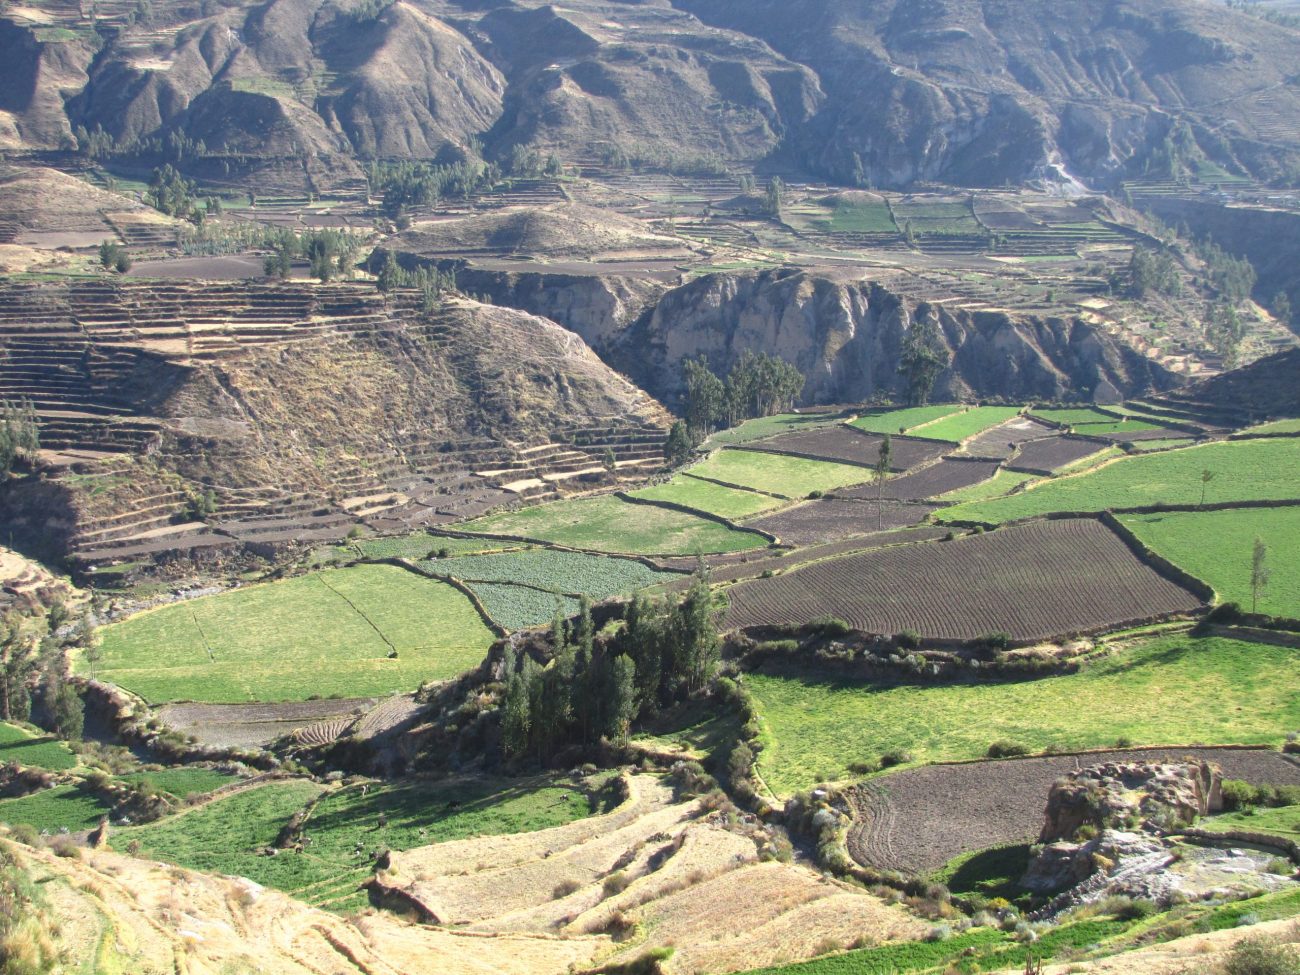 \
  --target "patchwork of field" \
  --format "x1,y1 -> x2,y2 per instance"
726,518 -> 1202,640
745,632 -> 1300,794
958,414 -> 1058,457
463,583 -> 580,631
935,468 -> 1039,503
630,475 -> 785,519
1006,435 -> 1110,475
706,411 -> 847,446
117,774 -> 611,912
689,447 -> 877,496
844,747 -> 1300,876
850,405 -> 964,435
944,438 -> 1300,524
458,495 -> 769,555
0,783 -> 112,831
838,459 -> 1000,501
914,407 -> 1025,443
749,429 -> 949,473
742,499 -> 936,547
92,564 -> 496,703
1120,505 -> 1300,617
0,721 -> 78,770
